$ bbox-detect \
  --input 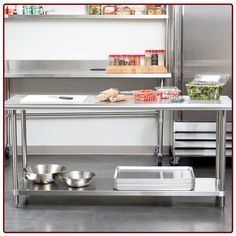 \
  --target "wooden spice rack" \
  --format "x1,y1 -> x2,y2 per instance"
106,65 -> 168,74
